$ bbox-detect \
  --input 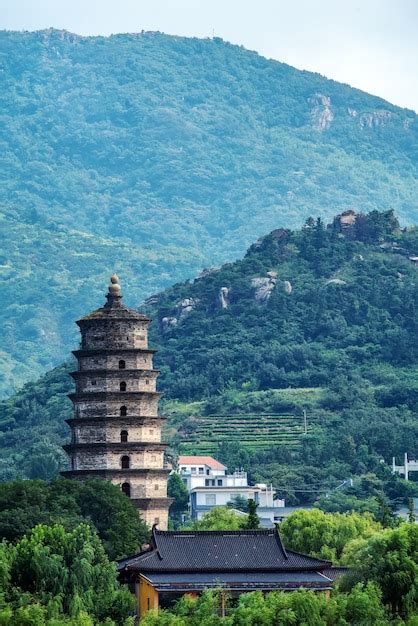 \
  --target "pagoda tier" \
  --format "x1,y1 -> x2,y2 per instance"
62,274 -> 172,530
